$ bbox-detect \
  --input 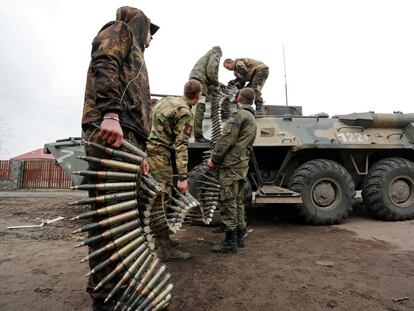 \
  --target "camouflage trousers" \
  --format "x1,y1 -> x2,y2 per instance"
219,173 -> 247,232
146,146 -> 173,238
84,128 -> 144,301
247,68 -> 269,105
194,83 -> 217,138
194,100 -> 206,138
